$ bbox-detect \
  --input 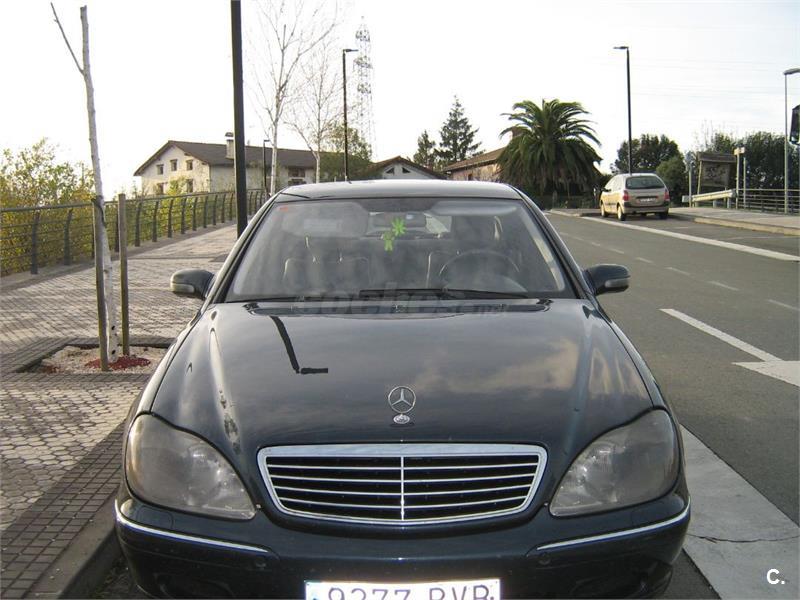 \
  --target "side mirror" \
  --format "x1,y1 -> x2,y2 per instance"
586,264 -> 630,295
170,269 -> 214,300
602,187 -> 611,193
